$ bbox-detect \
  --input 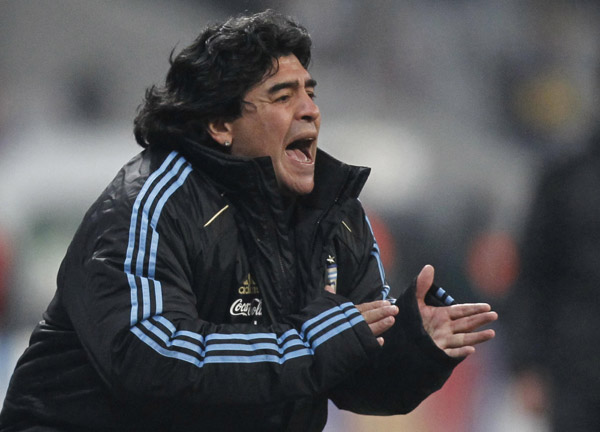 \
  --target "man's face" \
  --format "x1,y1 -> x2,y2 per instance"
228,55 -> 320,196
